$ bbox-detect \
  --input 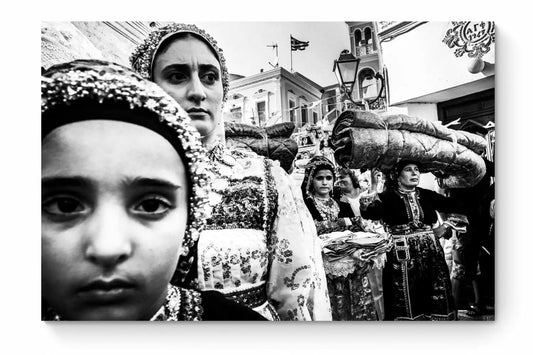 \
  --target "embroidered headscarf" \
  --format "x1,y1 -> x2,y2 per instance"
41,59 -> 211,283
130,23 -> 229,103
301,155 -> 336,199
